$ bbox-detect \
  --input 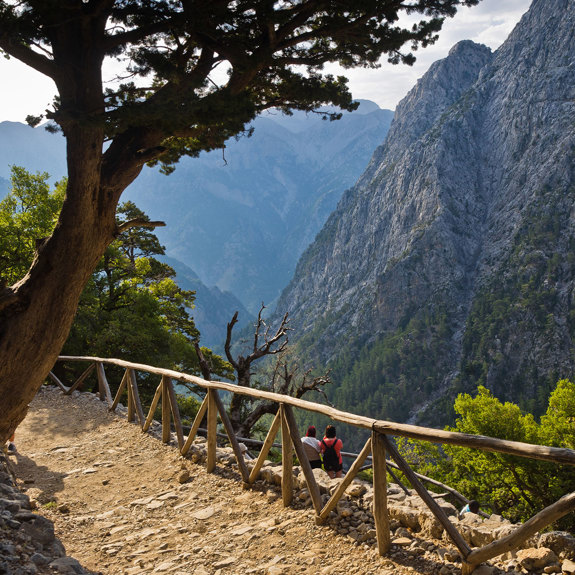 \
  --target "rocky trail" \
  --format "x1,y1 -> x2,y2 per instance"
3,386 -> 575,575
4,386 -> 432,575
